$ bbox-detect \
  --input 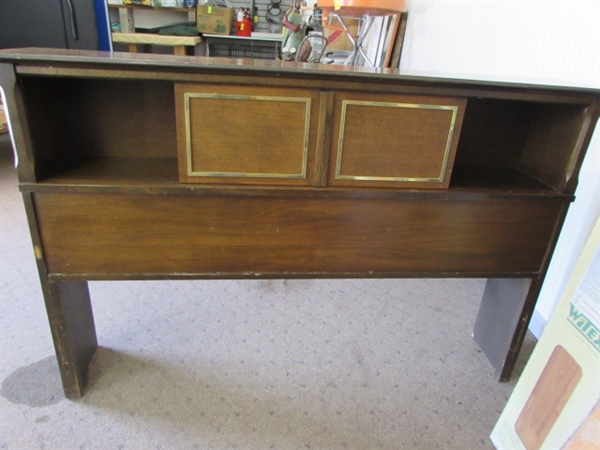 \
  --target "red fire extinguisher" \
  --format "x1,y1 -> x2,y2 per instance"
236,8 -> 252,37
